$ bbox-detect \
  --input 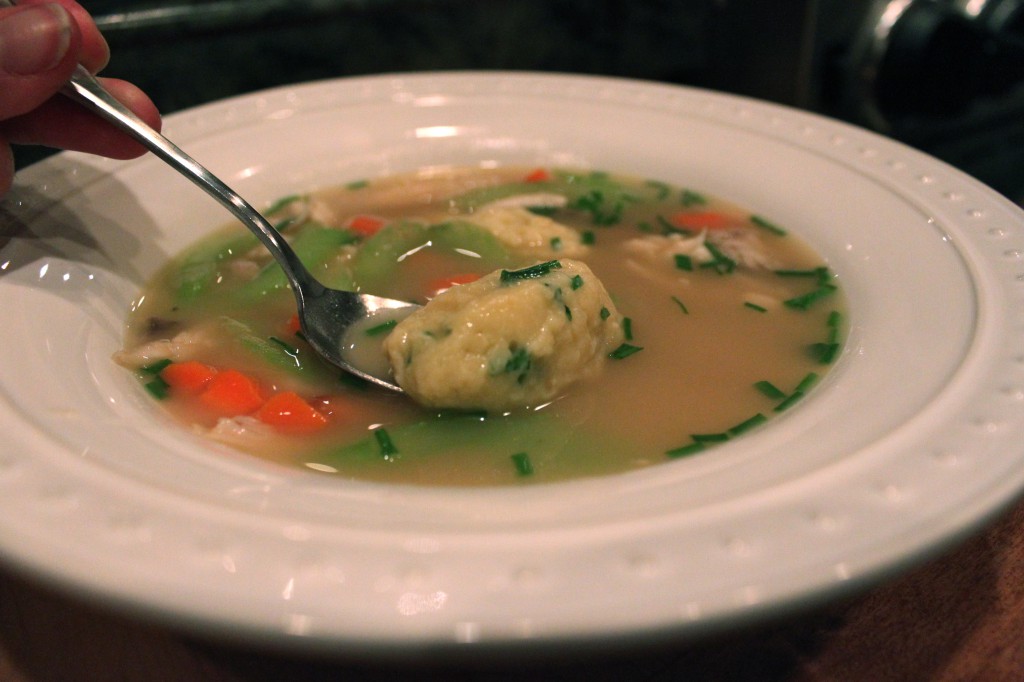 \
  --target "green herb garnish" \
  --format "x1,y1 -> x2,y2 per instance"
374,428 -> 398,459
511,452 -> 534,476
500,260 -> 562,283
364,319 -> 398,336
570,274 -> 584,290
728,413 -> 768,435
140,358 -> 173,375
784,283 -> 837,310
144,376 -> 170,400
674,254 -> 693,271
750,215 -> 787,236
622,317 -> 633,341
671,296 -> 689,314
754,381 -> 787,400
666,441 -> 706,458
609,343 -> 643,360
744,301 -> 768,312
